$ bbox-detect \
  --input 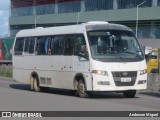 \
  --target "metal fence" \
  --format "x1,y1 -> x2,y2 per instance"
0,64 -> 12,71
